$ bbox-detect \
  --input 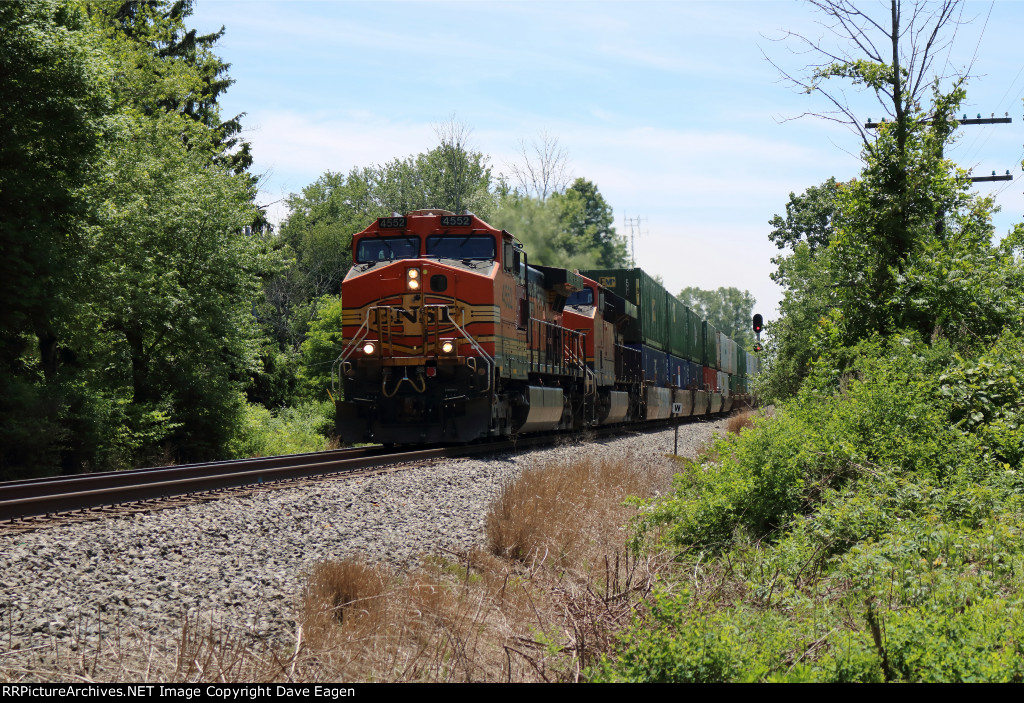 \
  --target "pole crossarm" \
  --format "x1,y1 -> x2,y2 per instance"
864,117 -> 1012,128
